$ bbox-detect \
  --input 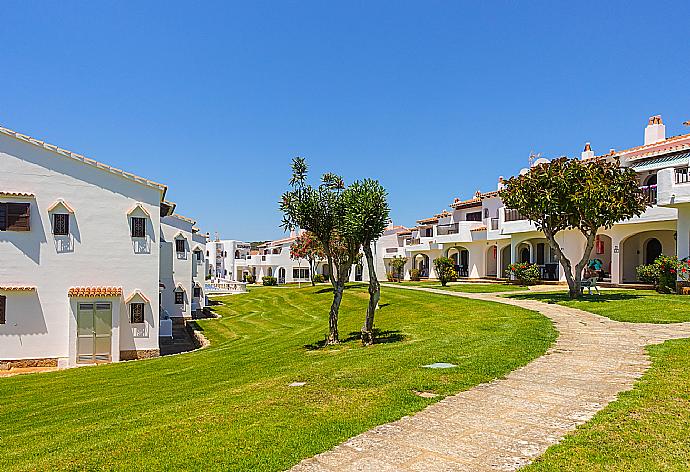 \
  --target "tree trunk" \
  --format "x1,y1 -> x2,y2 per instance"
327,279 -> 343,344
361,244 -> 380,345
544,229 -> 599,299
